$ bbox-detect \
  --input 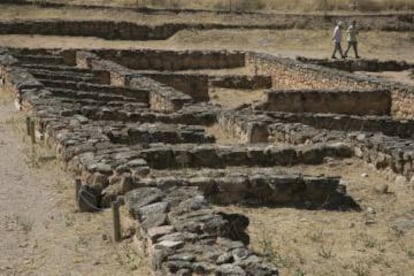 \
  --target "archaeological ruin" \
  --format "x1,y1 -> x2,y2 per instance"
0,8 -> 414,275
